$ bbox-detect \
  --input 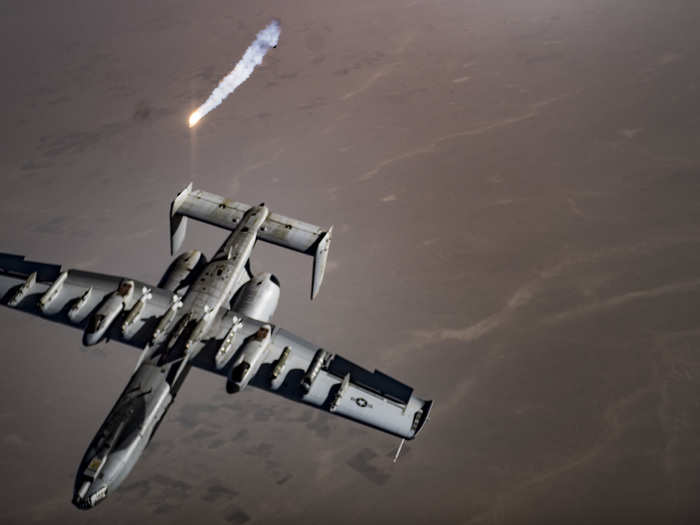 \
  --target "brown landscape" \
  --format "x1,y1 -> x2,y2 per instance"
1,1 -> 700,523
